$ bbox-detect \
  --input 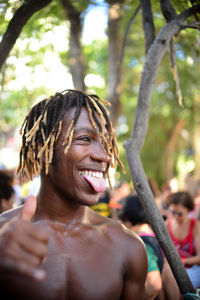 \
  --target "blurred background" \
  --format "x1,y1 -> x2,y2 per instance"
0,0 -> 200,192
